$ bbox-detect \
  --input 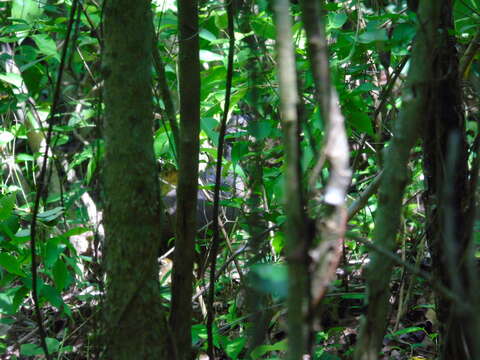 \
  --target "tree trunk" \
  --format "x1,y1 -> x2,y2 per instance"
422,1 -> 479,358
354,2 -> 442,359
274,0 -> 309,358
169,0 -> 200,358
102,1 -> 167,358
